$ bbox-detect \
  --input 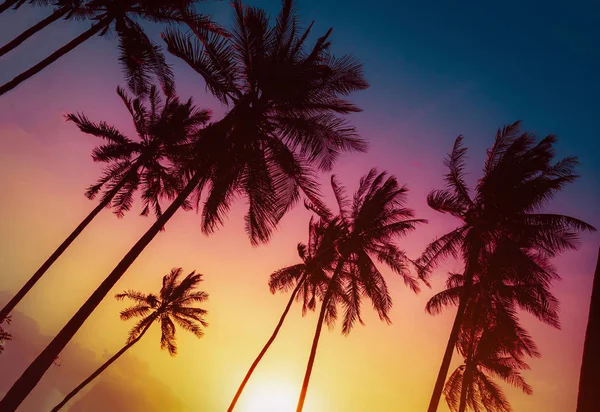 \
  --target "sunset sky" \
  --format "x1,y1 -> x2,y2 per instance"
1,1 -> 599,411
